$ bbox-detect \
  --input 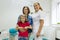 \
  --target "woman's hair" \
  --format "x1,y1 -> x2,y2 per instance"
35,2 -> 43,11
23,6 -> 30,14
19,15 -> 28,22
